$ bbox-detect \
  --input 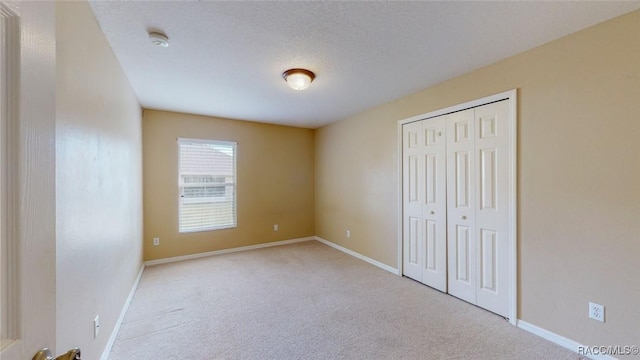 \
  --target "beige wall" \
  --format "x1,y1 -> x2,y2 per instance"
143,110 -> 315,261
316,10 -> 639,349
56,1 -> 143,358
